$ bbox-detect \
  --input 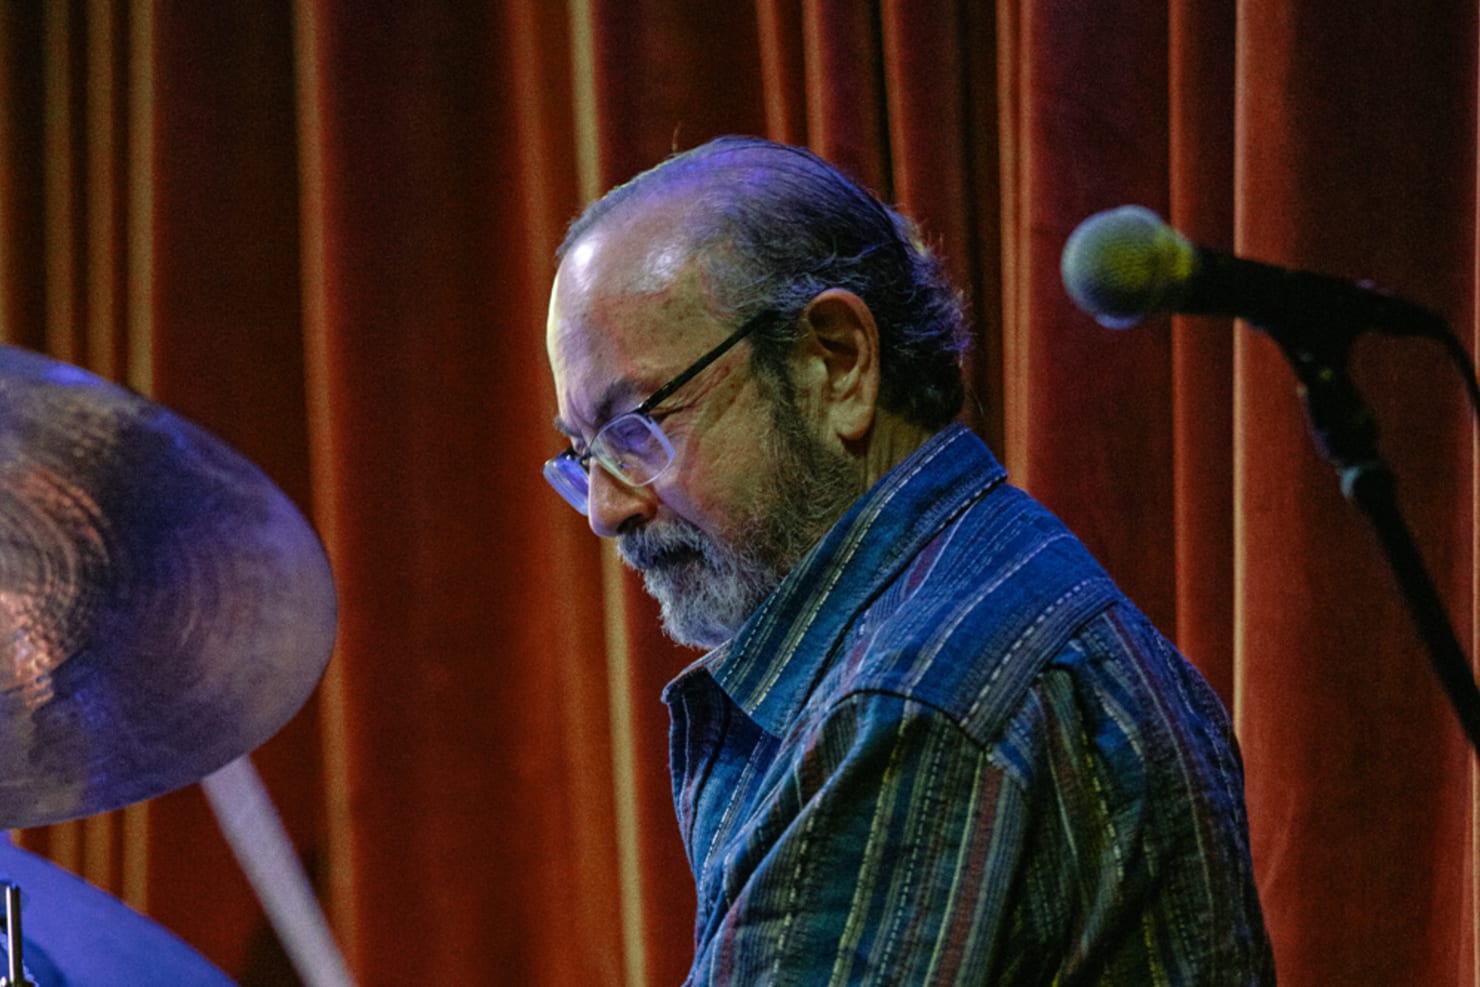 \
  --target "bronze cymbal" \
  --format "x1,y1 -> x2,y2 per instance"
0,345 -> 337,828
